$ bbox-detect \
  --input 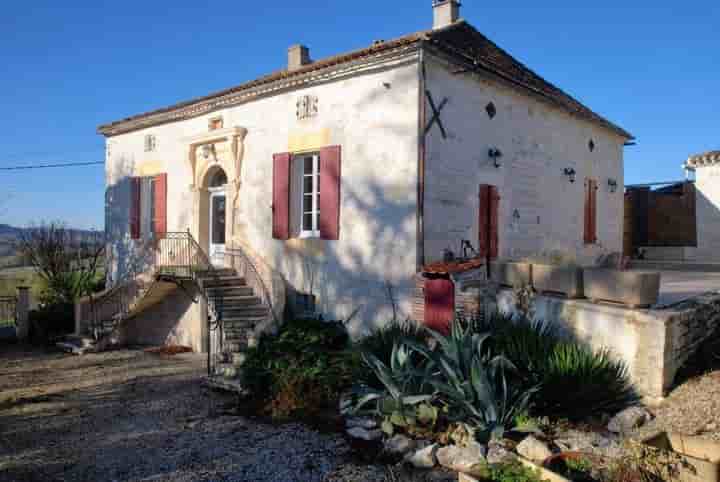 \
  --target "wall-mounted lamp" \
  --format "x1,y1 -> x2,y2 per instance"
607,178 -> 618,193
563,167 -> 577,183
202,143 -> 216,160
488,147 -> 503,168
